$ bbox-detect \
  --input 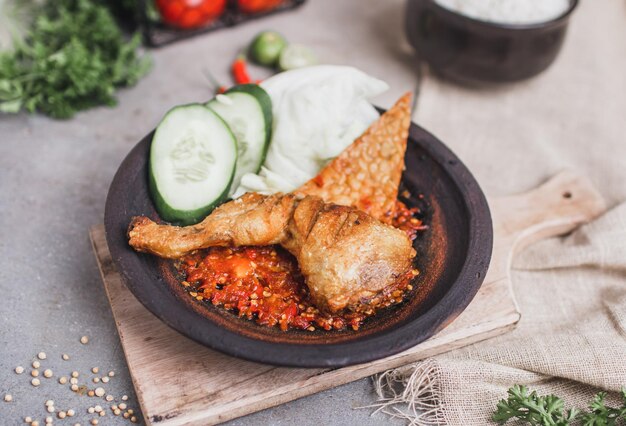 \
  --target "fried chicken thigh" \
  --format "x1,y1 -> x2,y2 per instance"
128,193 -> 415,313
